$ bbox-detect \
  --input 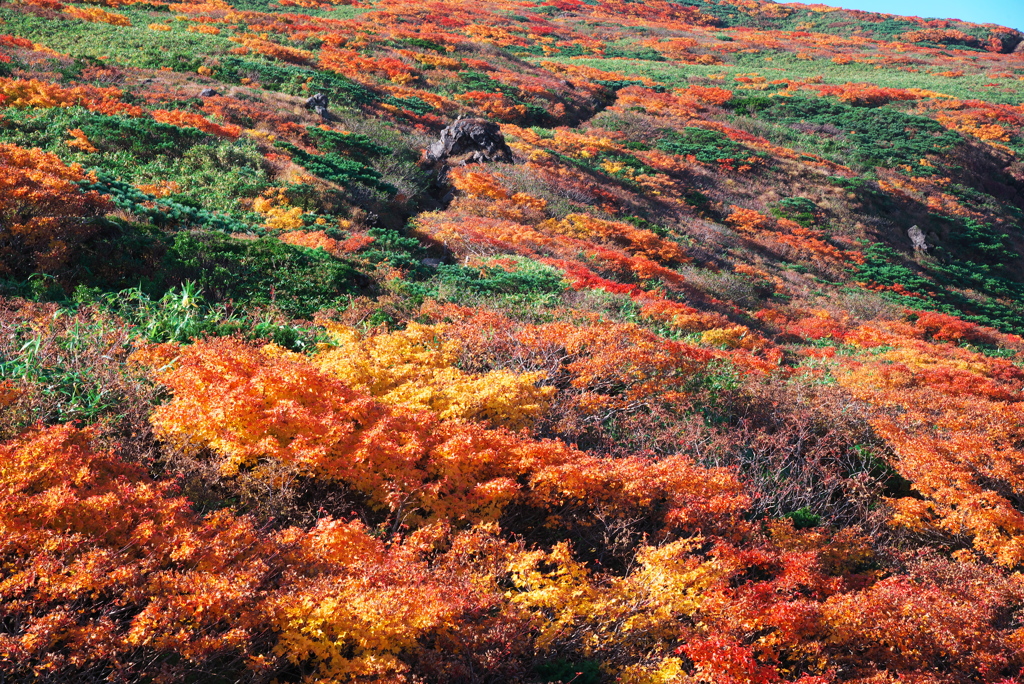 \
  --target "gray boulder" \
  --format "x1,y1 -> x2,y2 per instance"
305,92 -> 335,121
908,225 -> 929,252
426,118 -> 514,165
